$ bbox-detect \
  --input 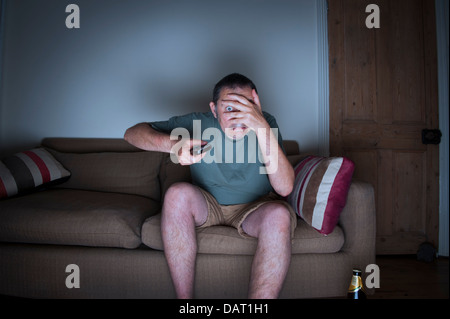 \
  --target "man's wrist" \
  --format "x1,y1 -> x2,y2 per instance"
254,121 -> 272,139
